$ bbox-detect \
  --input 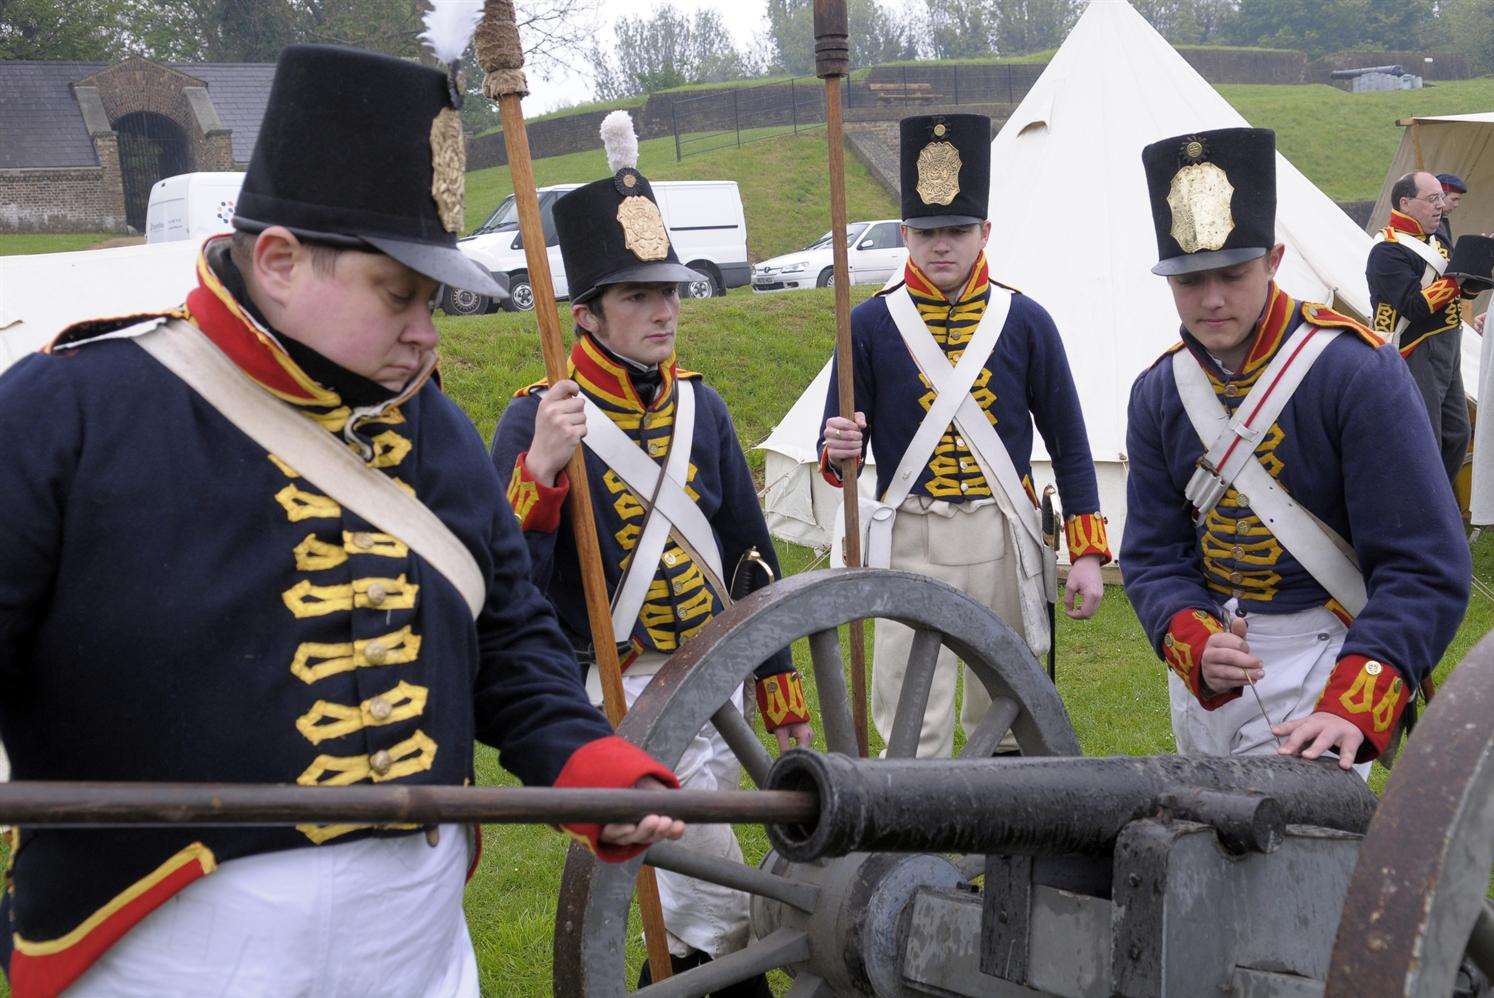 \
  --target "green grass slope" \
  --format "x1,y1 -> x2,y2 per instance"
1220,79 -> 1494,202
464,126 -> 899,263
